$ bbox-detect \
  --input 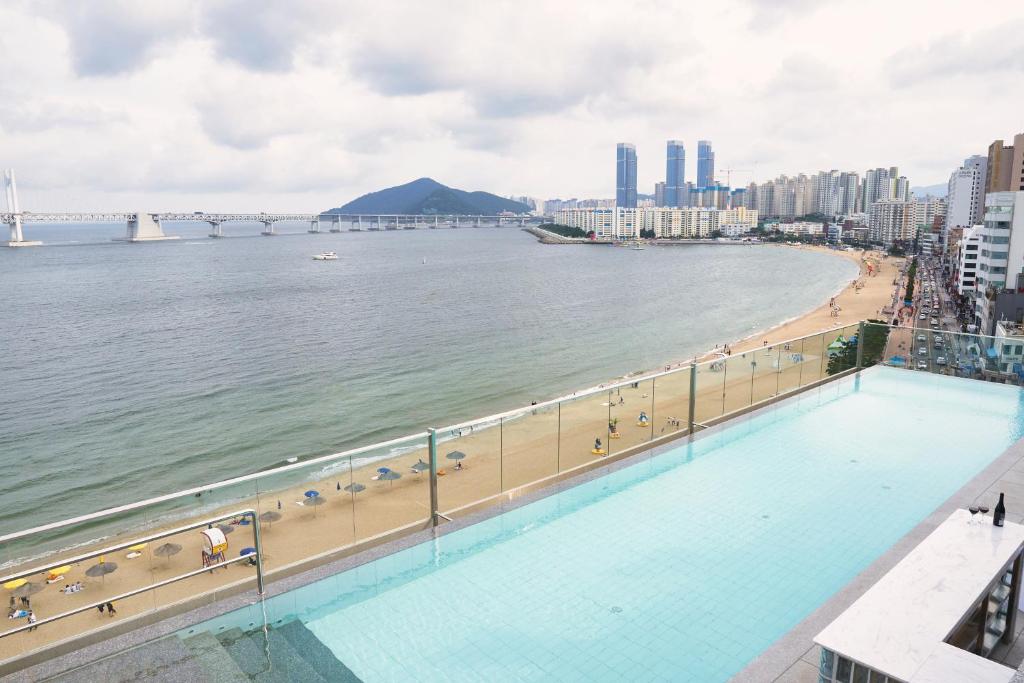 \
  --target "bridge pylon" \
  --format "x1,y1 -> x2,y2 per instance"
3,169 -> 41,247
208,220 -> 224,238
119,212 -> 178,243
260,219 -> 275,236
